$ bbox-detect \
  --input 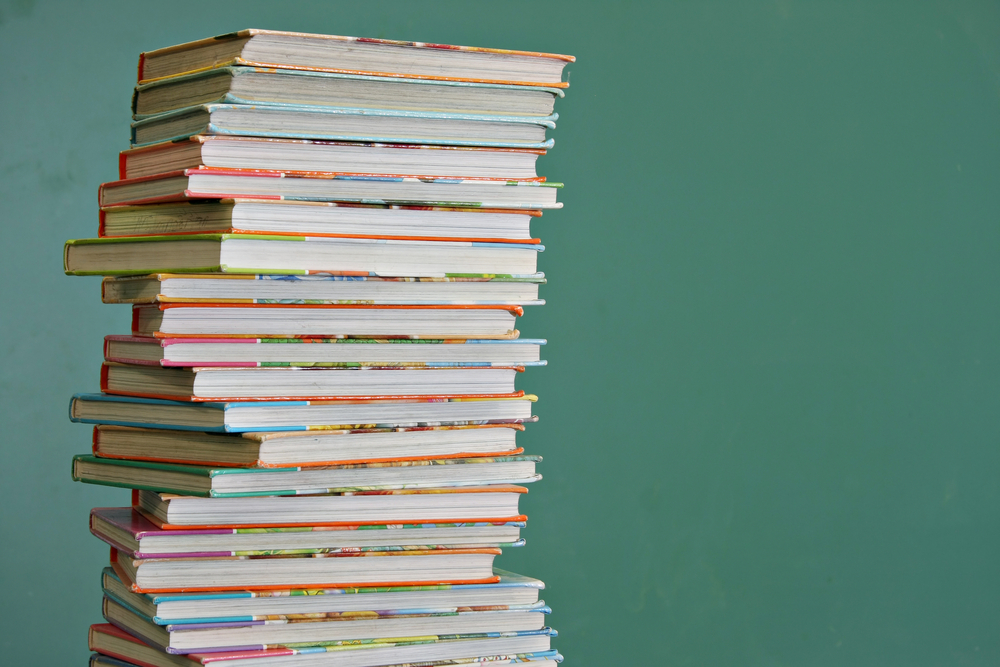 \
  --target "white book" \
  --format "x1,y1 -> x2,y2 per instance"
89,621 -> 555,667
97,170 -> 562,209
100,566 -> 543,621
115,546 -> 503,591
133,66 -> 564,118
91,424 -> 524,468
101,273 -> 543,306
104,336 -> 545,367
137,487 -> 526,527
69,392 -> 537,433
131,104 -> 553,149
98,200 -> 539,241
105,595 -> 548,653
65,235 -> 543,278
121,136 -> 543,180
130,304 -> 522,338
101,363 -> 520,400
138,30 -> 573,86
